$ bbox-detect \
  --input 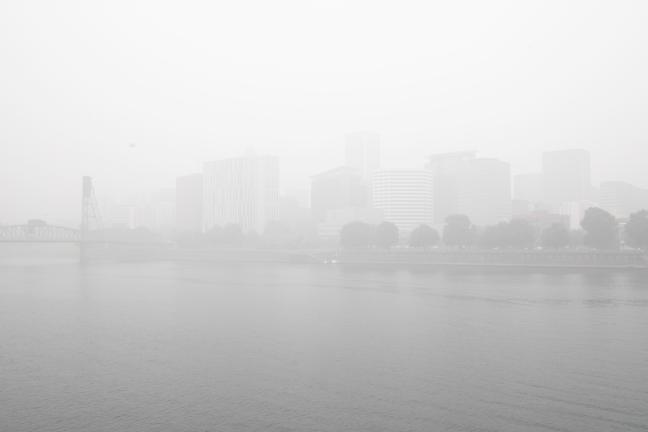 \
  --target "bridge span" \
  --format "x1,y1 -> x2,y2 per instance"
0,224 -> 81,243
